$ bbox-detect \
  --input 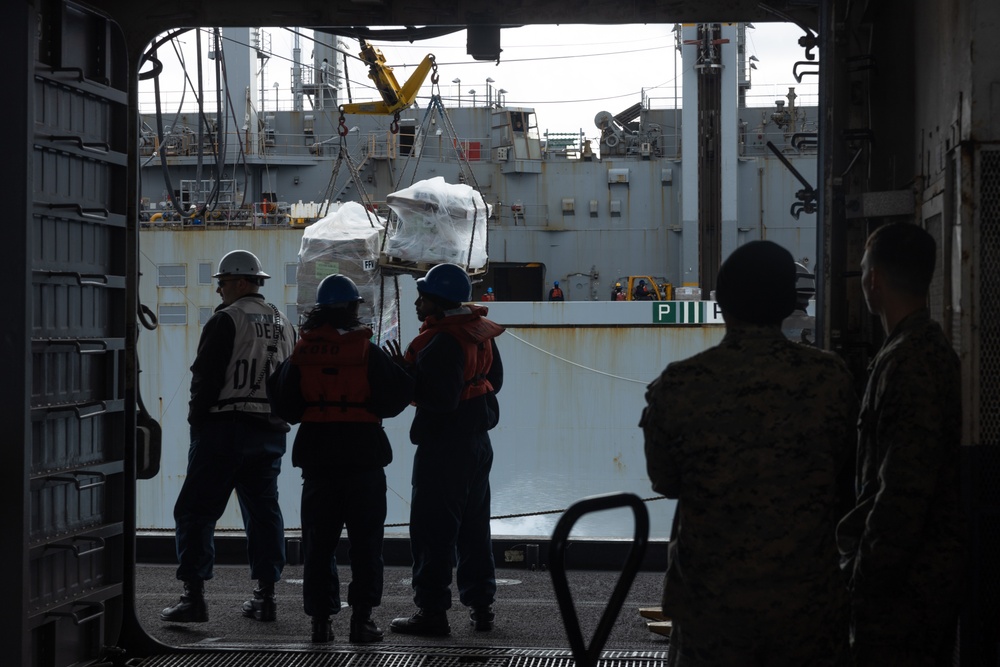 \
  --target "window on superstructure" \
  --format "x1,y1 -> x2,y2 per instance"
511,112 -> 526,133
198,307 -> 214,326
198,263 -> 213,285
285,263 -> 297,286
286,304 -> 298,326
158,304 -> 187,325
157,264 -> 186,287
